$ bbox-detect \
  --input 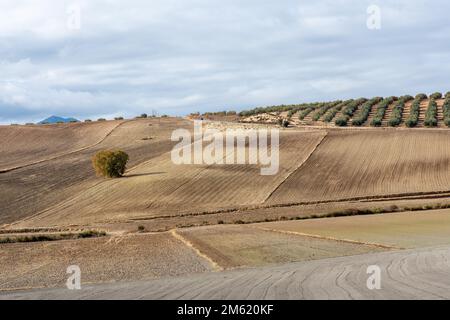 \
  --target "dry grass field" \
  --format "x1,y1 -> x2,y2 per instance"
0,233 -> 212,290
177,225 -> 385,269
0,118 -> 191,225
258,209 -> 450,249
10,129 -> 326,228
267,129 -> 450,204
0,121 -> 121,172
1,116 -> 450,293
